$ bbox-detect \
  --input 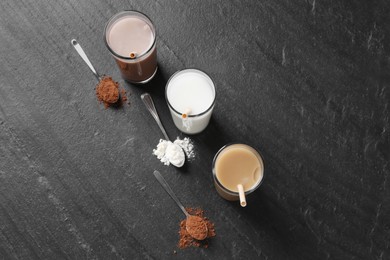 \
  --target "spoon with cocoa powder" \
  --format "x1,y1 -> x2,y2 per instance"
153,170 -> 208,240
71,39 -> 120,106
